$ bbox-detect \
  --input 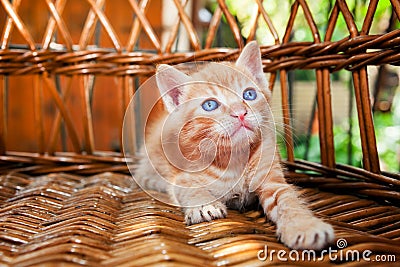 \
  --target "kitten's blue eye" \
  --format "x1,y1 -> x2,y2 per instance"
243,88 -> 257,101
202,99 -> 219,111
